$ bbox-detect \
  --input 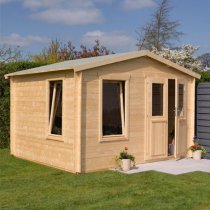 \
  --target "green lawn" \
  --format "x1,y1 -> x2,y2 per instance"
0,149 -> 210,210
